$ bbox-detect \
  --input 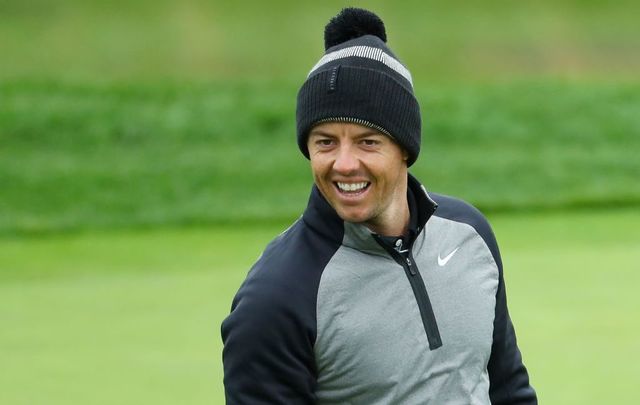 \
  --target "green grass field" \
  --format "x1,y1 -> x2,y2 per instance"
2,80 -> 639,234
1,1 -> 639,403
2,0 -> 639,81
1,209 -> 638,404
